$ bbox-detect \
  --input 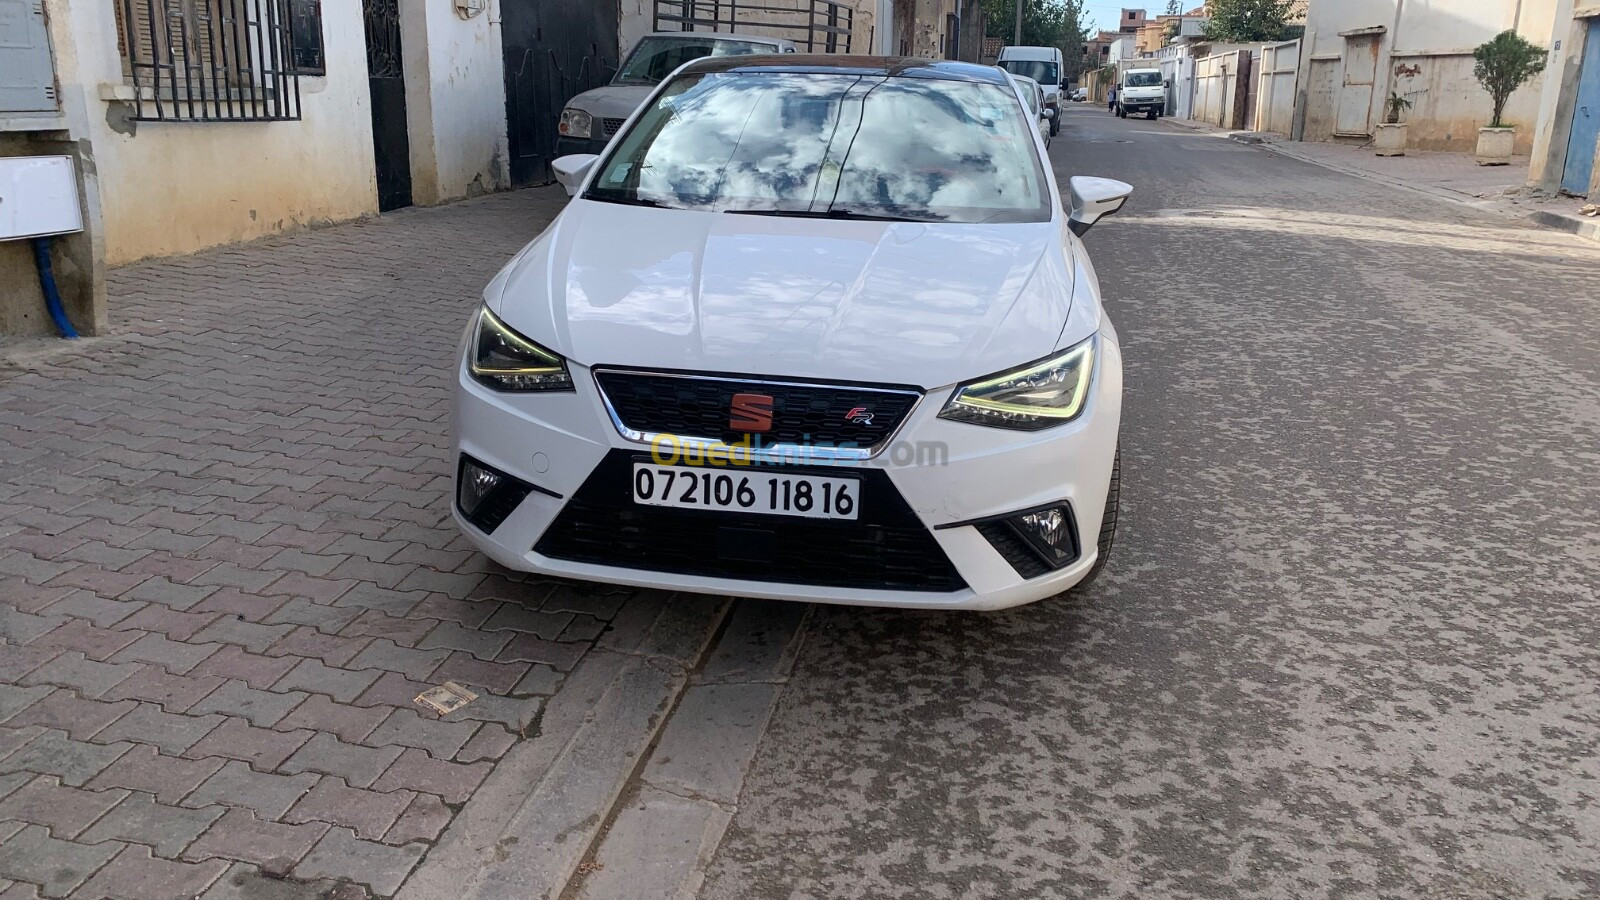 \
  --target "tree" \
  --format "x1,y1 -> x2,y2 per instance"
1165,0 -> 1182,14
982,0 -> 1092,81
1472,30 -> 1547,128
1202,0 -> 1295,42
